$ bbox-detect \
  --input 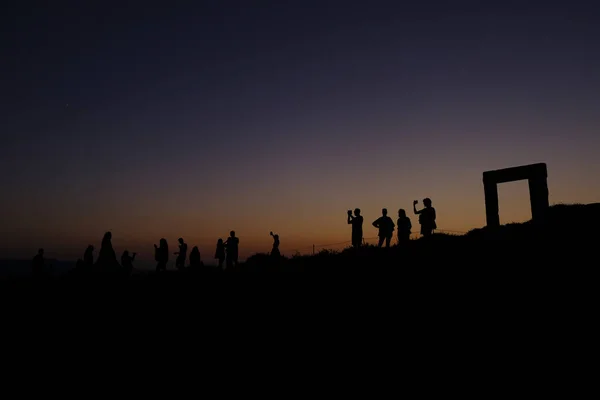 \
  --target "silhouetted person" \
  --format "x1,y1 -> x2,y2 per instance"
270,231 -> 280,257
189,246 -> 203,269
121,250 -> 136,275
224,231 -> 239,268
414,198 -> 437,236
32,248 -> 44,277
84,245 -> 94,266
174,237 -> 188,270
397,209 -> 412,243
154,238 -> 169,272
373,208 -> 395,247
215,239 -> 225,269
96,231 -> 118,269
347,208 -> 364,248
